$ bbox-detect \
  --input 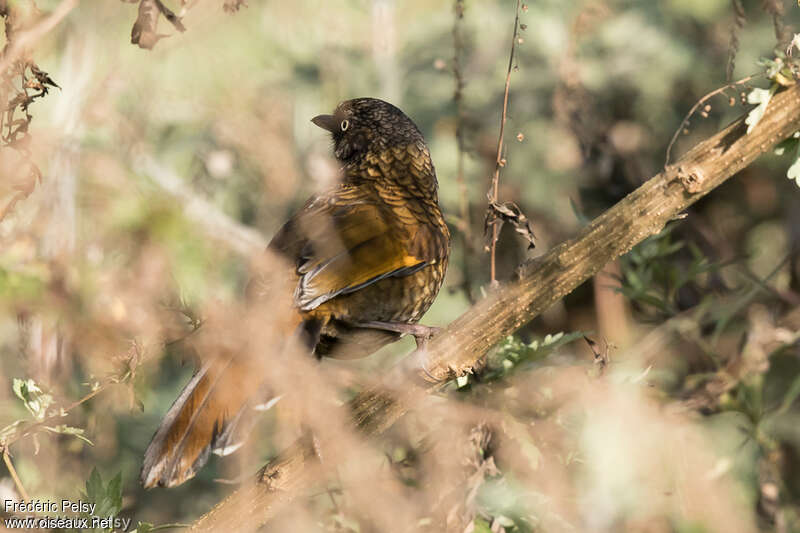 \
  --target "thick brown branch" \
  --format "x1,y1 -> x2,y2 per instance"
190,84 -> 800,531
